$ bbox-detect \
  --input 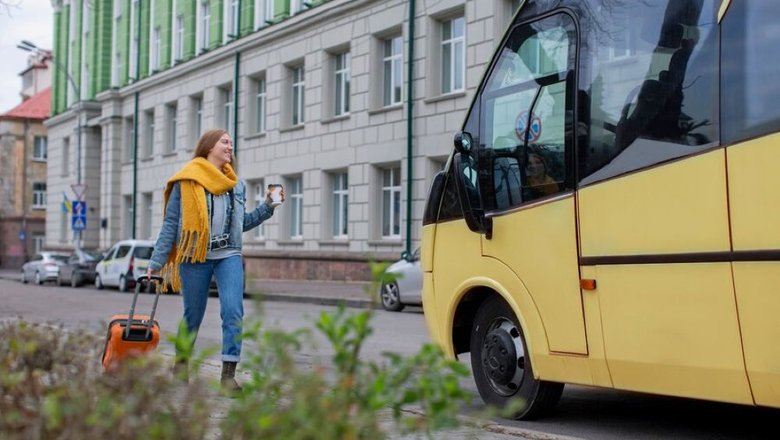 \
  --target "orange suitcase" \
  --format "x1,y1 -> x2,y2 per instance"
101,275 -> 163,371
